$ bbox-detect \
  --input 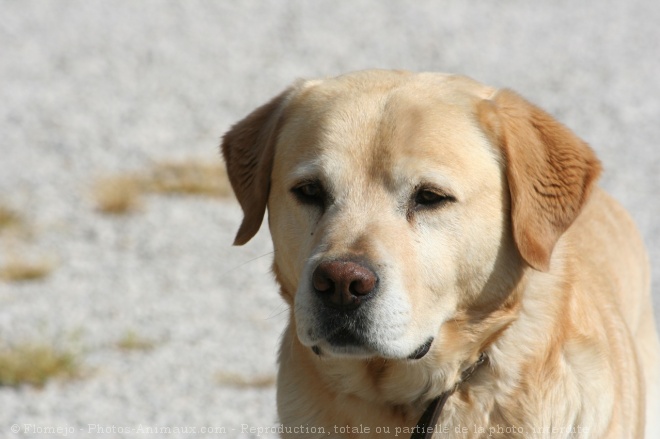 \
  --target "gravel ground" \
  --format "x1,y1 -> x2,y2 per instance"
1,1 -> 659,438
